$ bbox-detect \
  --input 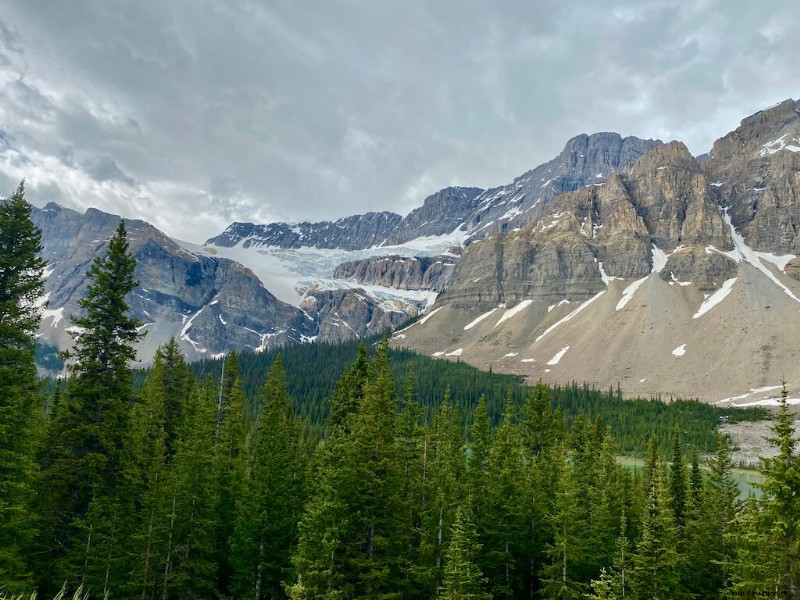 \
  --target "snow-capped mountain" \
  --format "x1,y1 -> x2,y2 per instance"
395,99 -> 800,403
31,99 -> 800,404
